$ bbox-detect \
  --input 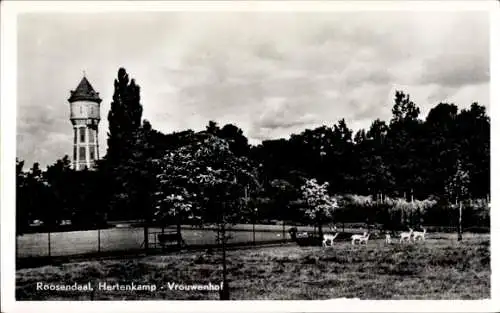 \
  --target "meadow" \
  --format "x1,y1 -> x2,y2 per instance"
16,232 -> 490,300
